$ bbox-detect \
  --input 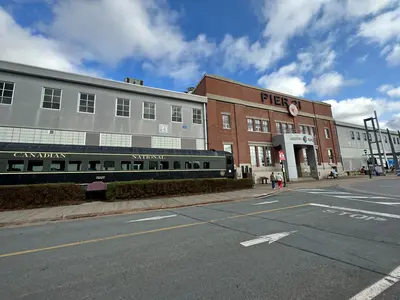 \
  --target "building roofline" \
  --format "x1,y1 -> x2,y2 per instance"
198,74 -> 331,107
0,60 -> 207,104
335,120 -> 399,134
